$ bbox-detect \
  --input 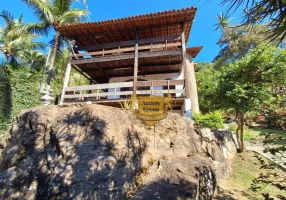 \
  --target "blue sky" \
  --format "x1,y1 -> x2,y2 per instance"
0,0 -> 244,62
